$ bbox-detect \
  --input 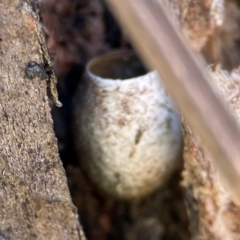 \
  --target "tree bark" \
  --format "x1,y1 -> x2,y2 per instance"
166,0 -> 240,238
0,0 -> 84,239
182,69 -> 240,240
